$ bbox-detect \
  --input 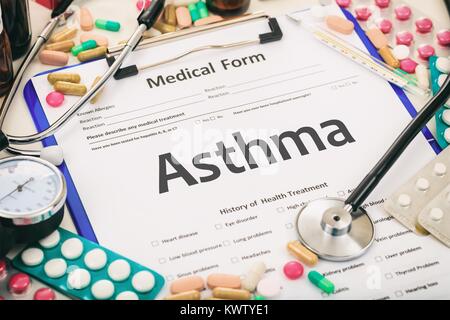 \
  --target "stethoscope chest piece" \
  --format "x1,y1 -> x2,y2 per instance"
296,198 -> 375,262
